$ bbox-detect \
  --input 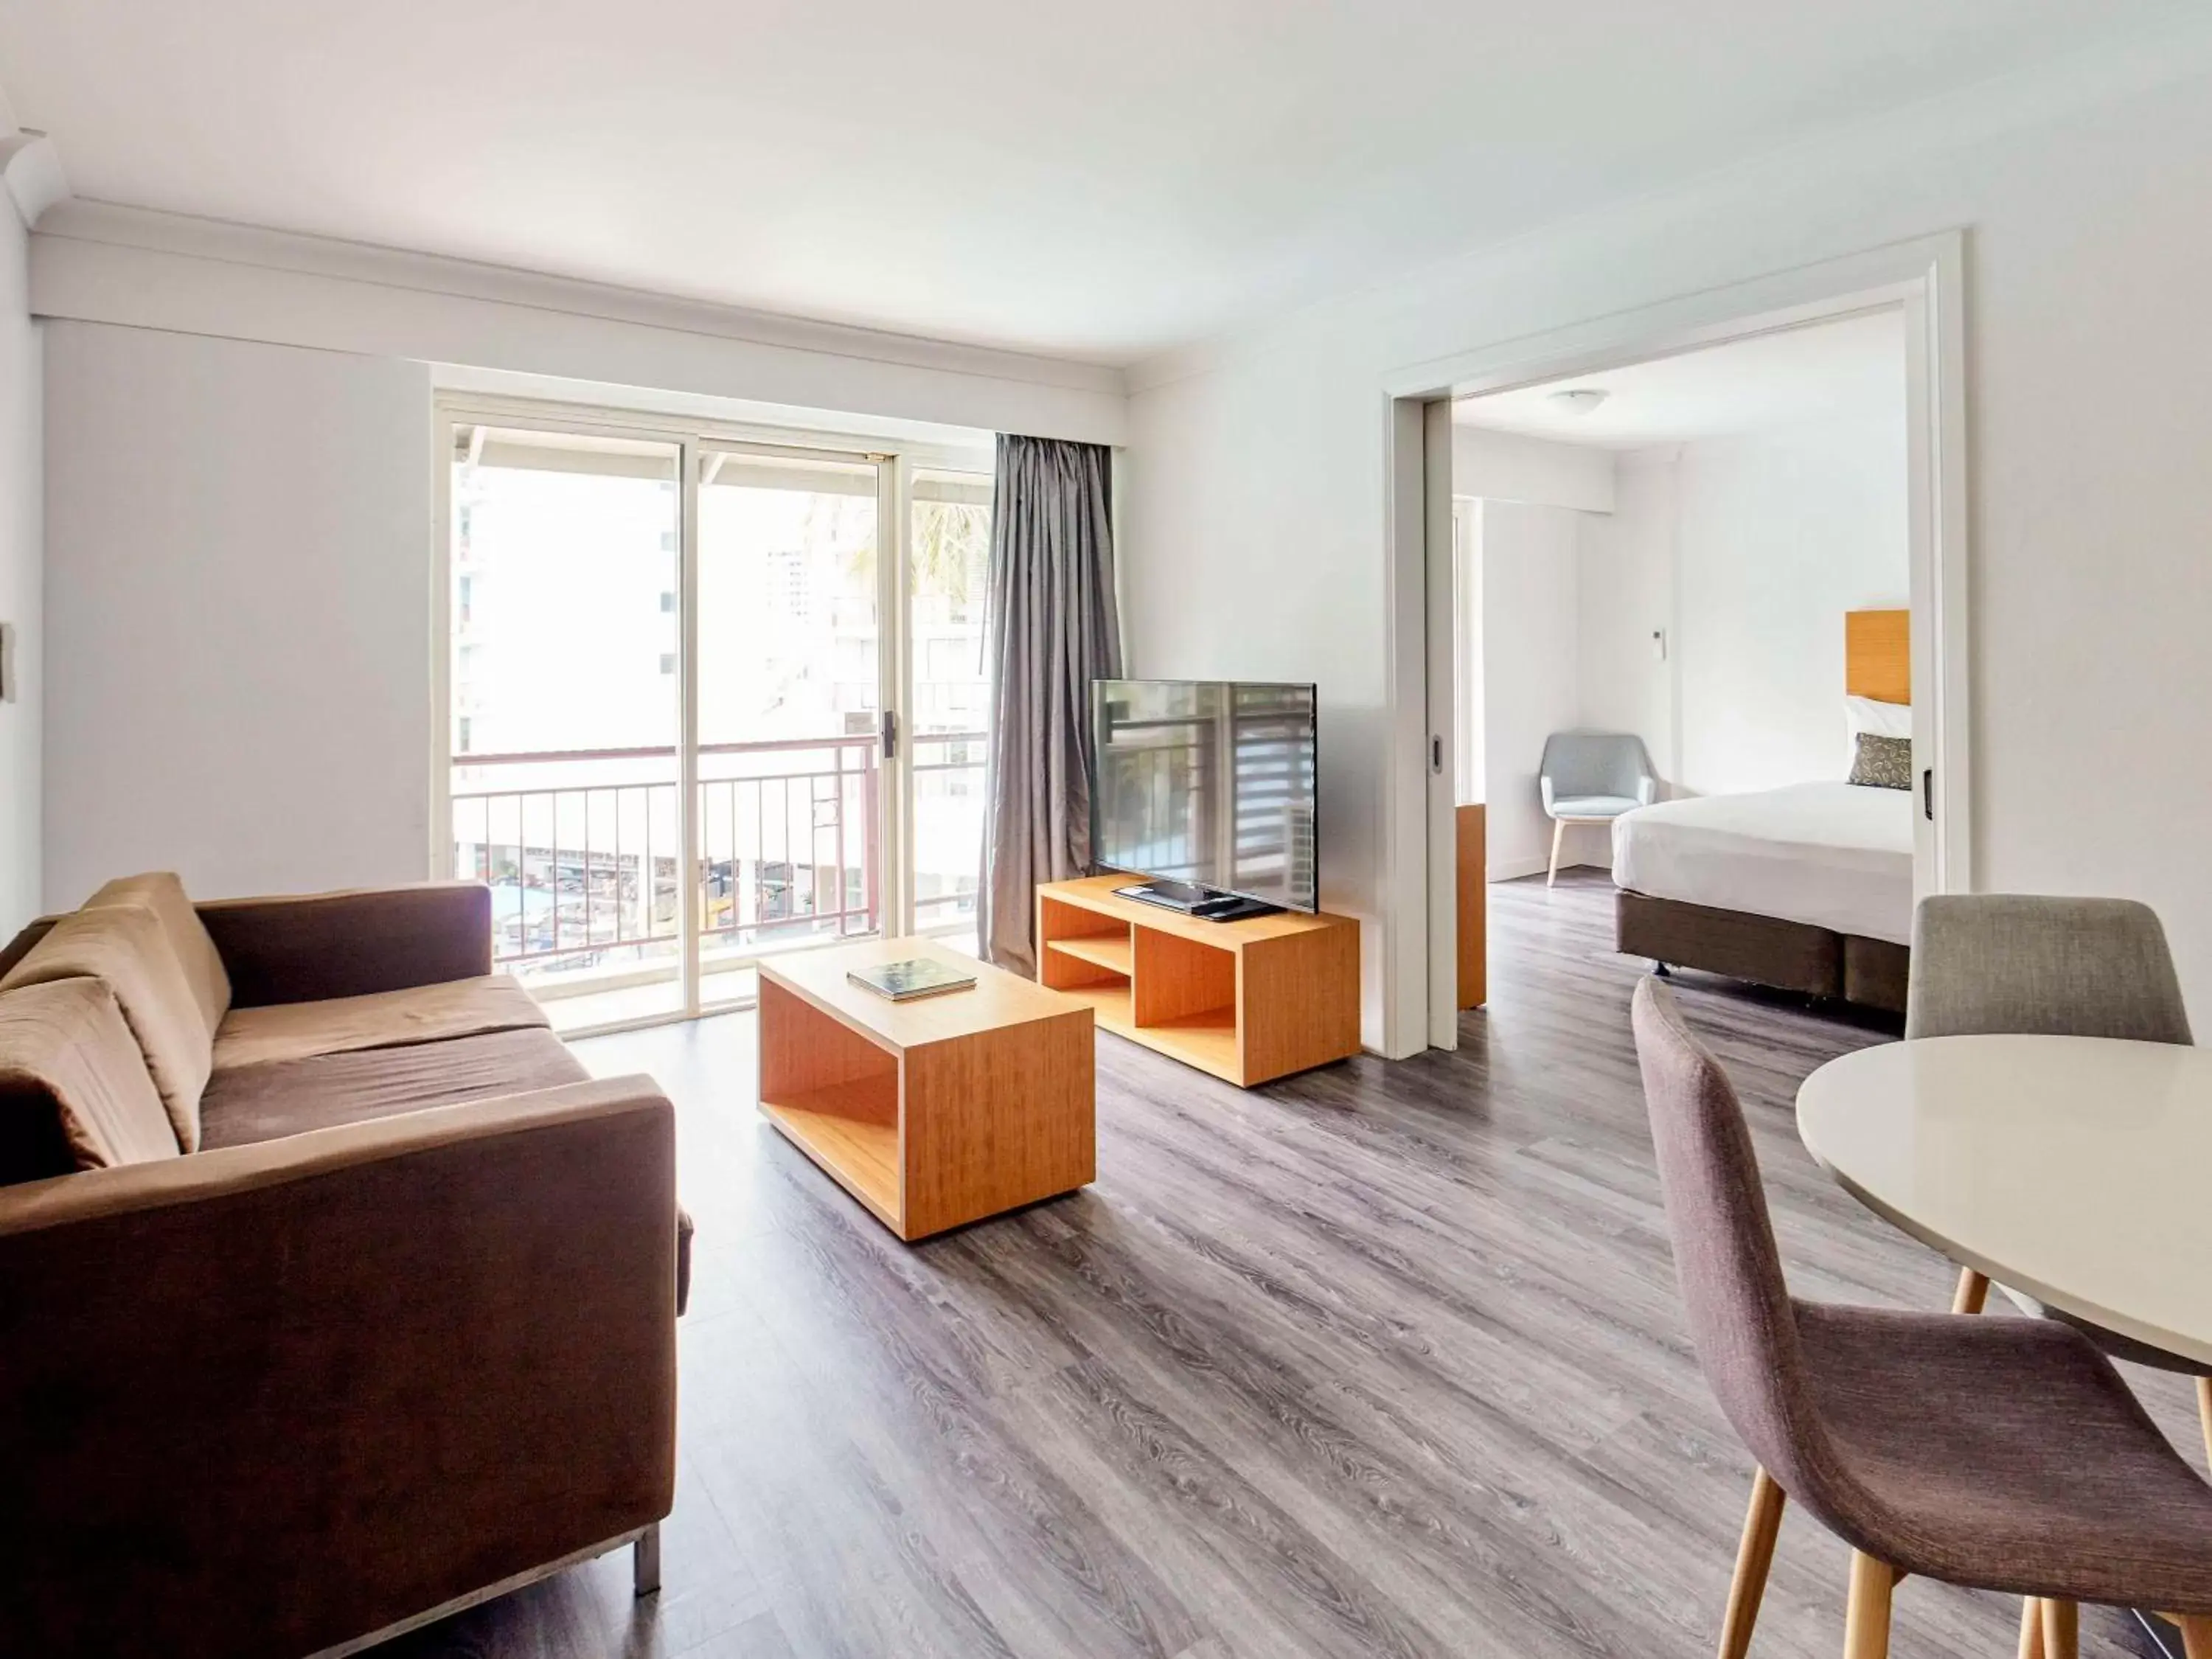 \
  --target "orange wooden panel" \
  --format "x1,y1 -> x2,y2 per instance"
1457,804 -> 1486,1010
902,1010 -> 1095,1239
1132,926 -> 1237,1026
1845,608 -> 1910,704
1237,922 -> 1363,1085
757,978 -> 897,1105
